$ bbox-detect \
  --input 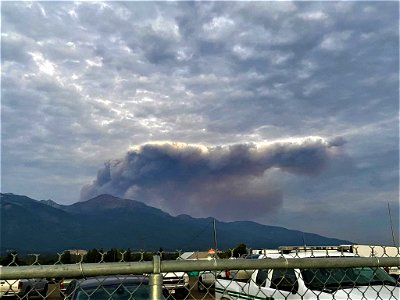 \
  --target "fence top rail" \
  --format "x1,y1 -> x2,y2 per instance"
0,256 -> 398,280
0,261 -> 152,279
160,256 -> 400,272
